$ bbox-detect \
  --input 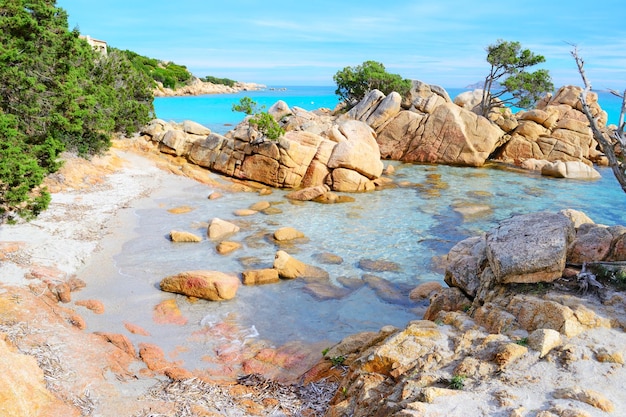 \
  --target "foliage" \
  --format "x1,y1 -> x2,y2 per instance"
232,97 -> 284,141
328,355 -> 346,366
232,96 -> 261,115
0,113 -> 50,222
448,374 -> 466,390
249,112 -> 284,141
120,49 -> 192,89
515,337 -> 529,346
201,75 -> 236,87
479,40 -> 554,116
333,60 -> 412,106
0,0 -> 154,222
